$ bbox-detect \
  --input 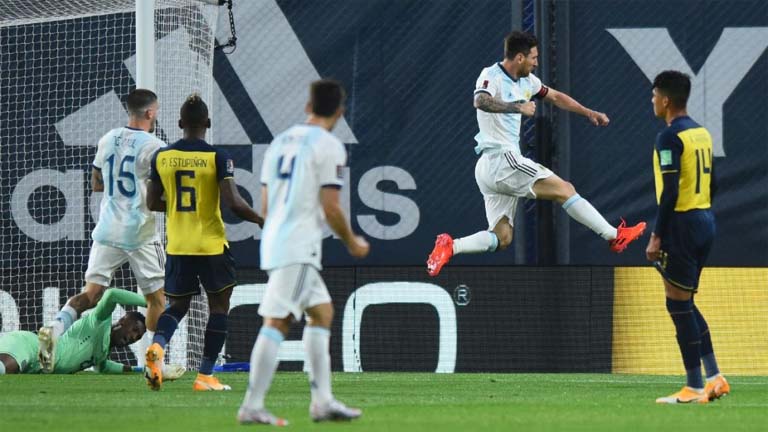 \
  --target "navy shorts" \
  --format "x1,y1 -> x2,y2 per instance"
165,246 -> 237,297
654,209 -> 715,292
